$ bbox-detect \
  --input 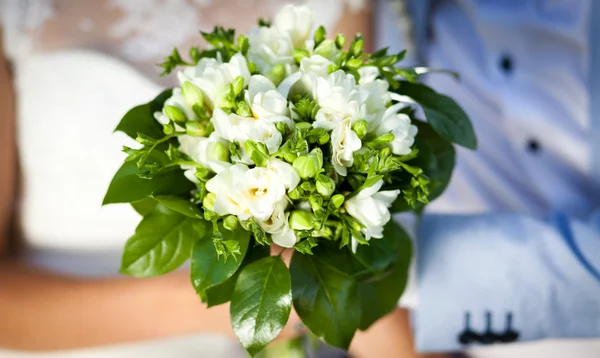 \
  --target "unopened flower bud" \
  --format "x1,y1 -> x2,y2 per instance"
202,192 -> 216,210
314,26 -> 326,47
315,40 -> 341,62
223,215 -> 239,231
164,105 -> 187,123
352,120 -> 368,139
370,133 -> 395,148
293,148 -> 323,179
267,64 -> 286,86
289,210 -> 315,231
294,48 -> 310,64
244,140 -> 269,167
207,141 -> 229,162
288,187 -> 304,200
380,147 -> 392,158
236,101 -> 252,117
309,195 -> 323,212
186,121 -> 207,137
182,82 -> 205,109
276,121 -> 287,135
316,174 -> 335,198
331,194 -> 345,208
335,34 -> 346,49
232,76 -> 245,96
